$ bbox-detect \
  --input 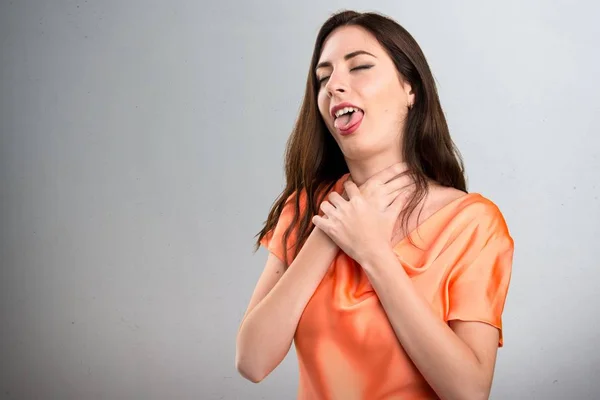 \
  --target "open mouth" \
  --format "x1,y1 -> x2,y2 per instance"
334,107 -> 364,132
